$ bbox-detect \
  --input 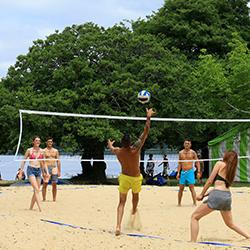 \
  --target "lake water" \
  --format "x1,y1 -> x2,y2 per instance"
0,154 -> 178,181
